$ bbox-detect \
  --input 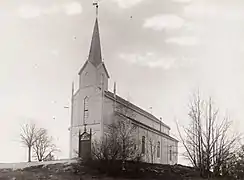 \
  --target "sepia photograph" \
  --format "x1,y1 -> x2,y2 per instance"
0,0 -> 243,179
